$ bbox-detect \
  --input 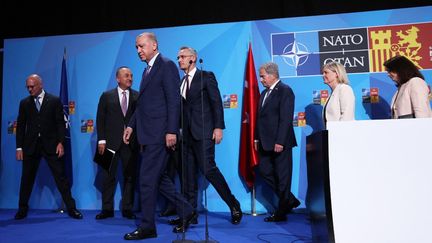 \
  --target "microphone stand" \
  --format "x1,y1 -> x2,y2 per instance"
173,60 -> 195,243
196,59 -> 218,243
